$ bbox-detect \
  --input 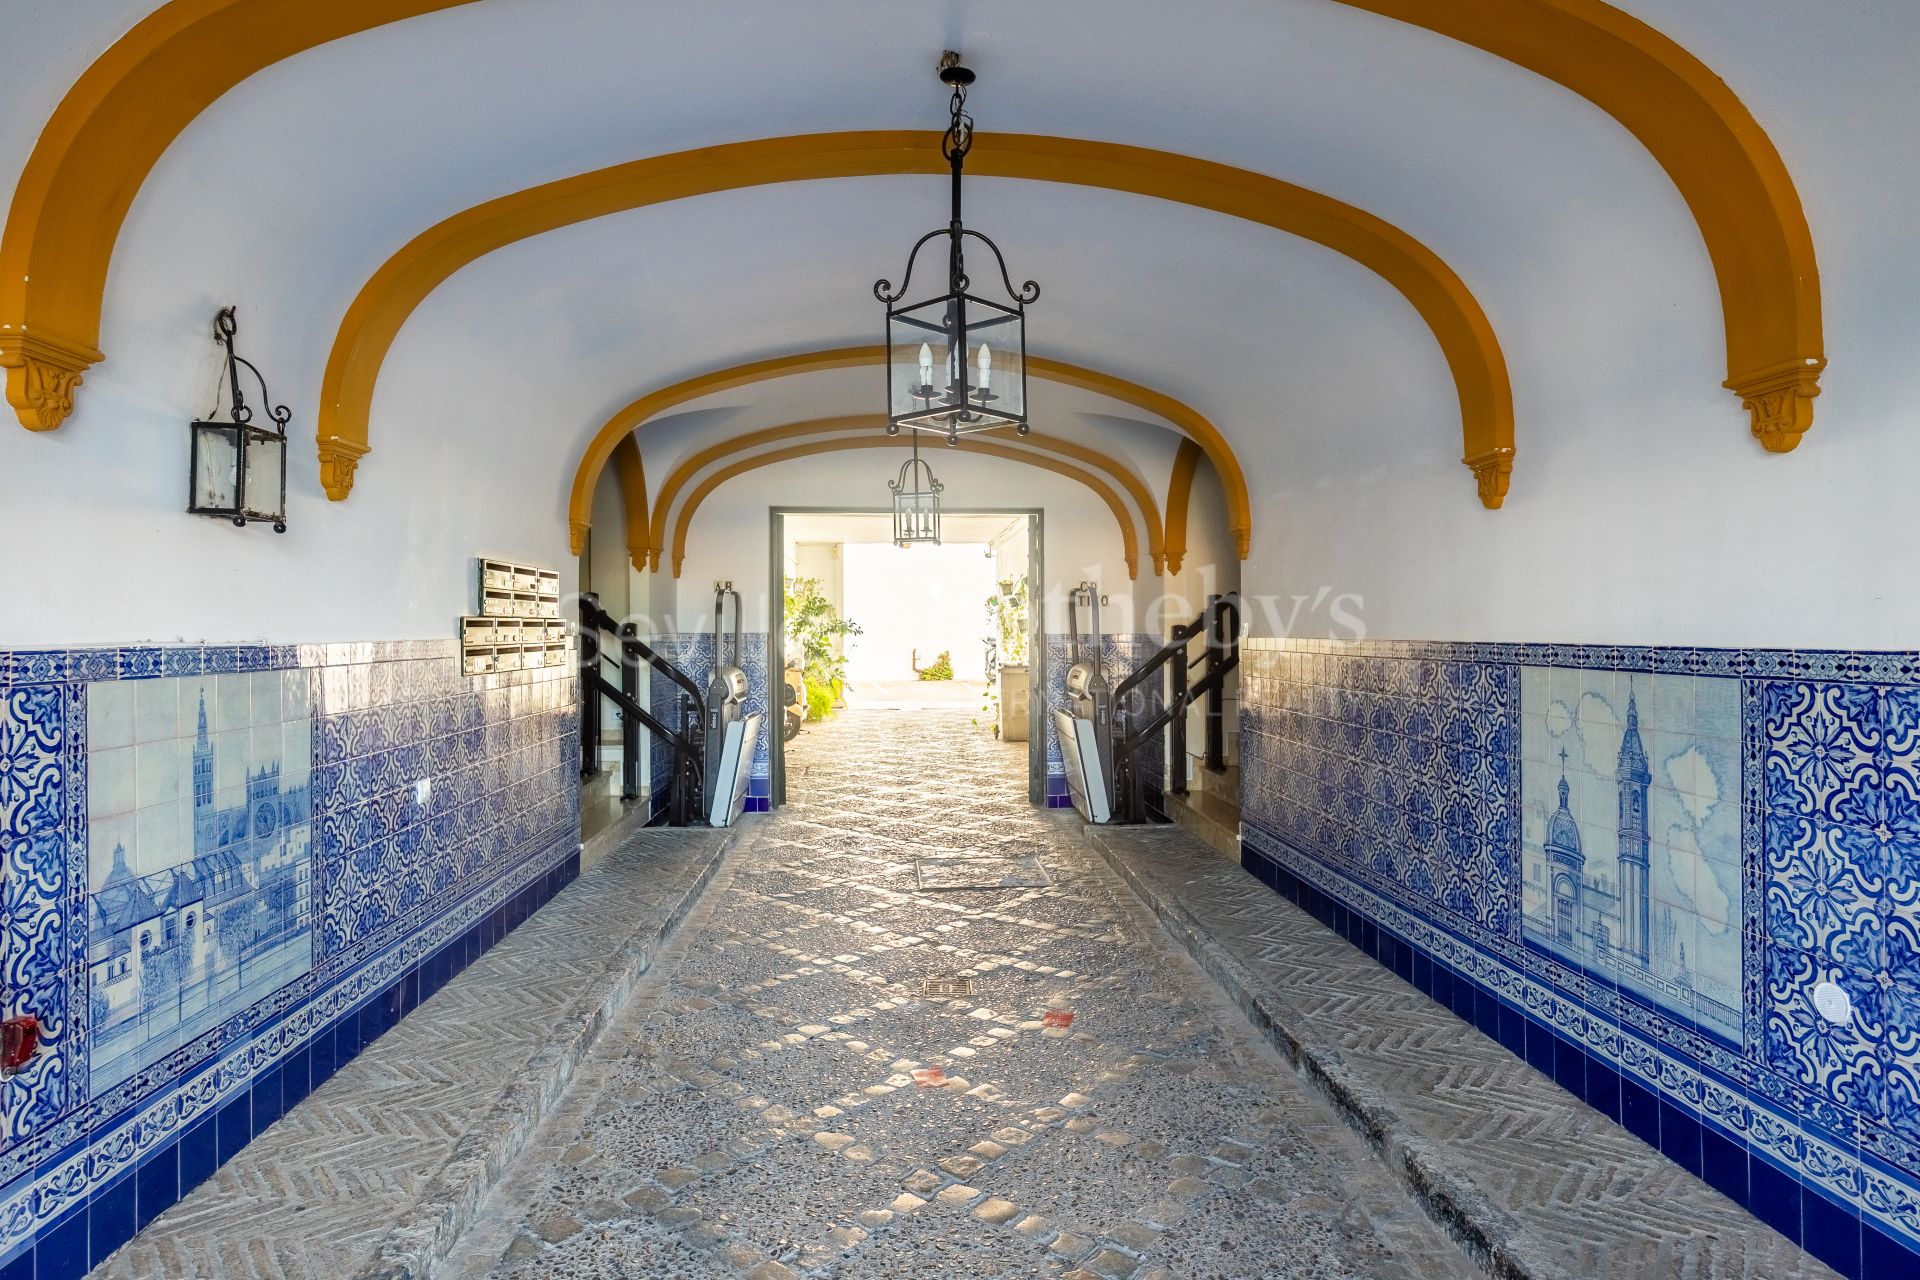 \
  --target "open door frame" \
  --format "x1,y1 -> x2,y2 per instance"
768,507 -> 1046,809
